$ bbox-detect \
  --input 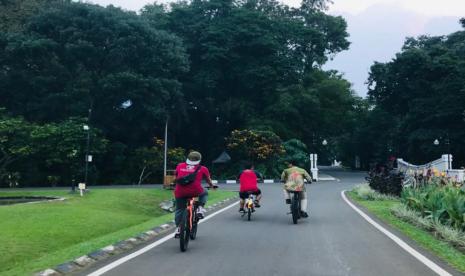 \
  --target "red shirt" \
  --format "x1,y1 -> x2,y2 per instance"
238,170 -> 260,192
174,163 -> 210,198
